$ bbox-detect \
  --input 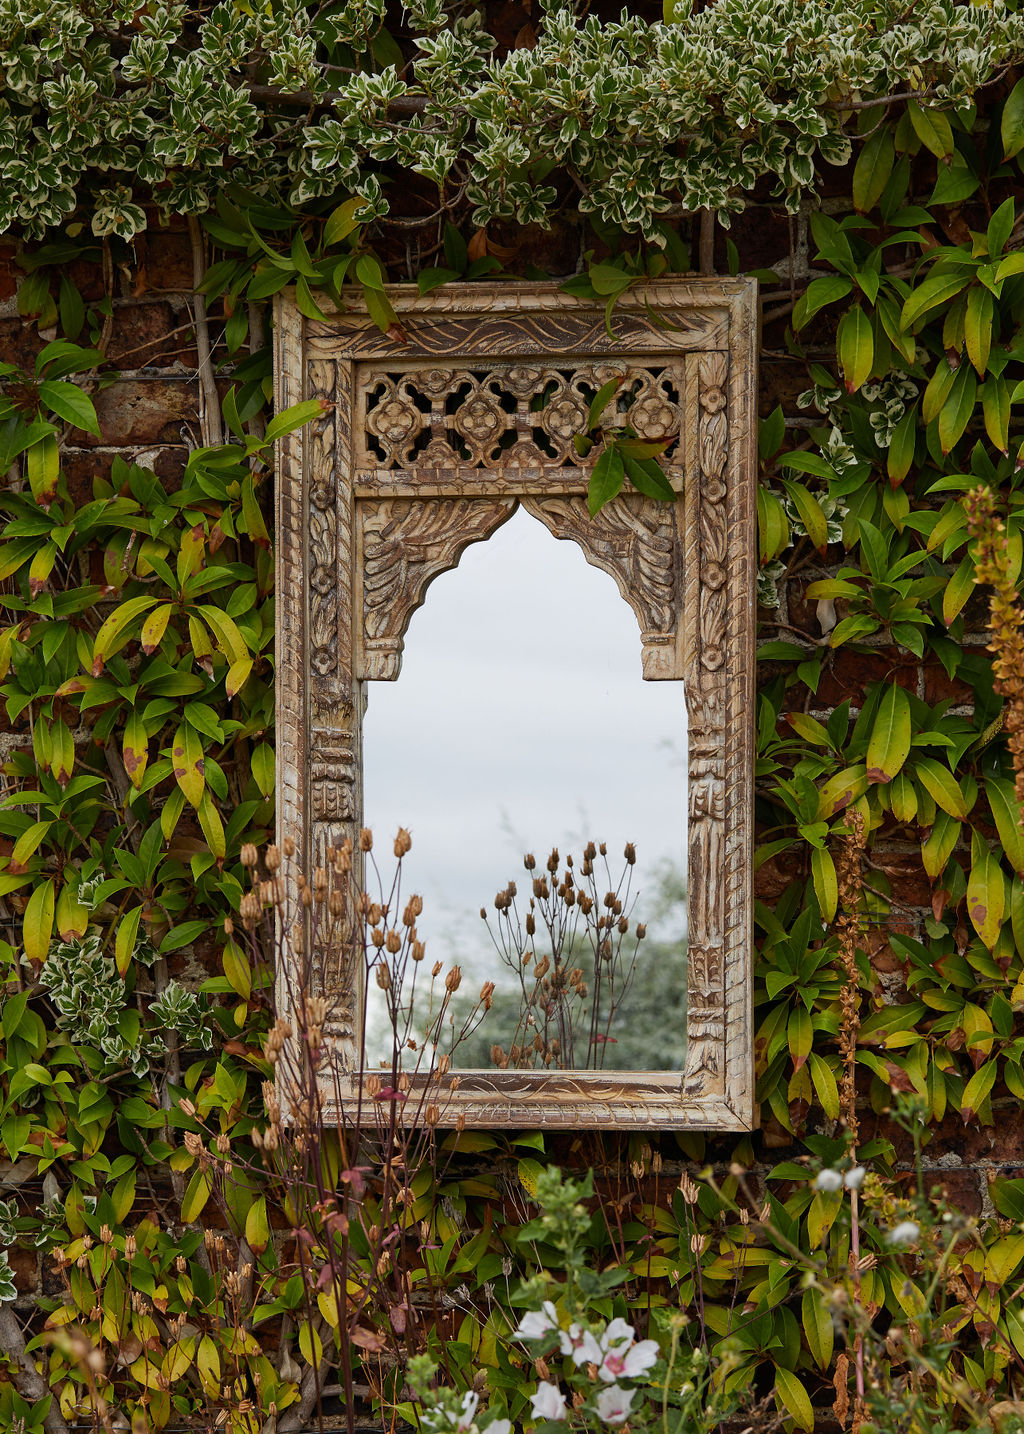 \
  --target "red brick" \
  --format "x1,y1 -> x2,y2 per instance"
106,300 -> 197,370
134,228 -> 195,294
813,649 -> 918,707
77,379 -> 198,446
923,1168 -> 982,1216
